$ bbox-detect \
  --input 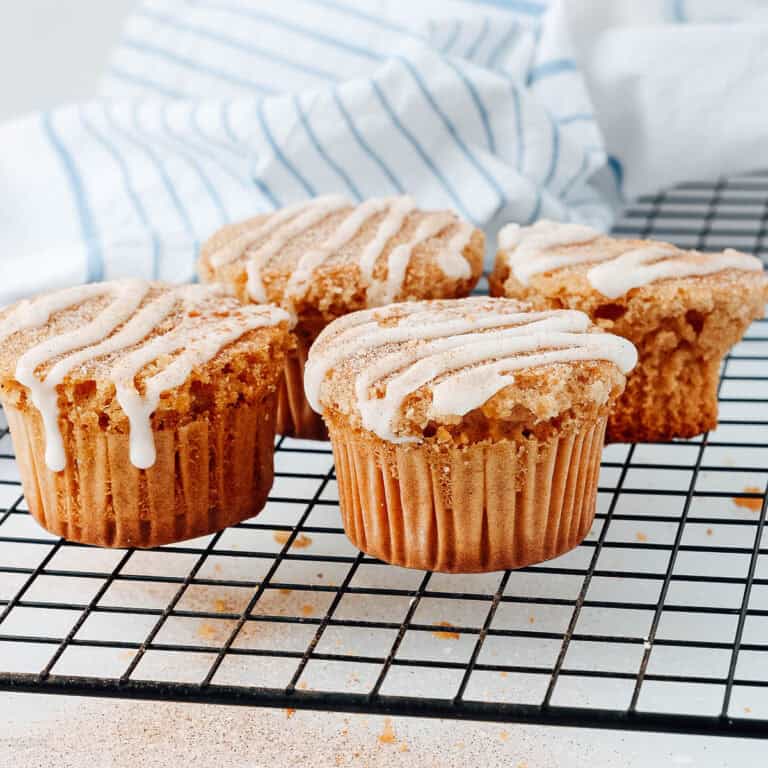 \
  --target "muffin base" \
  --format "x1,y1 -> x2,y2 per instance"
3,396 -> 277,548
329,417 -> 607,573
276,341 -> 328,441
607,353 -> 720,443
